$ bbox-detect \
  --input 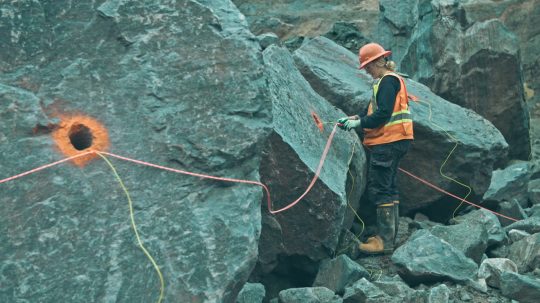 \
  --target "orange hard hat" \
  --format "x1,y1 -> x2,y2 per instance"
358,43 -> 392,69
